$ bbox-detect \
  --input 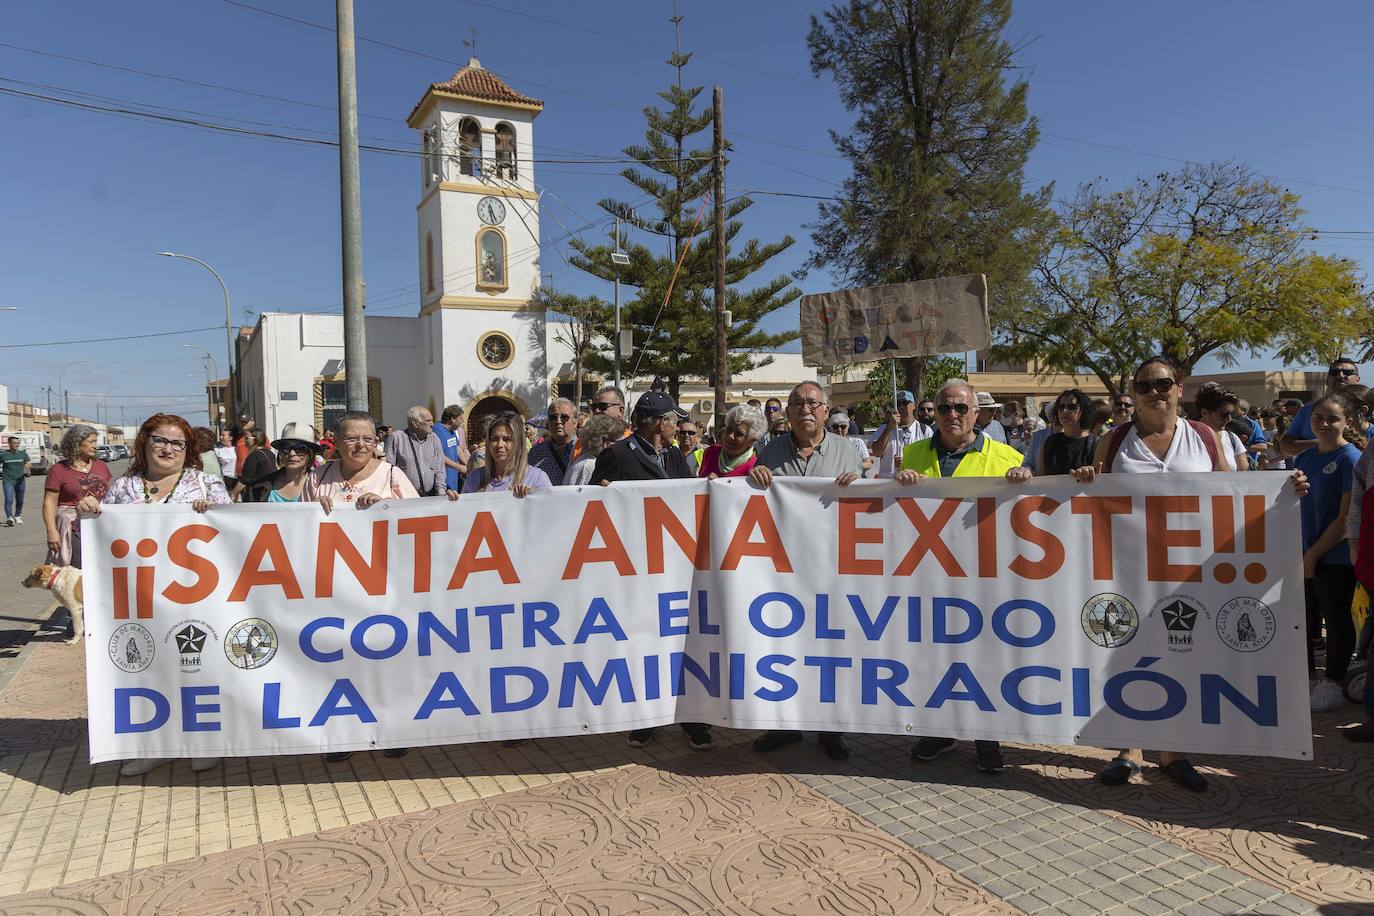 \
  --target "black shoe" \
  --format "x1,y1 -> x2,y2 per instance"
974,741 -> 1004,773
1344,719 -> 1374,742
627,728 -> 656,748
683,724 -> 714,751
911,737 -> 956,762
752,730 -> 803,753
324,752 -> 353,763
1161,758 -> 1207,792
819,732 -> 850,760
382,747 -> 409,758
1097,757 -> 1139,786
